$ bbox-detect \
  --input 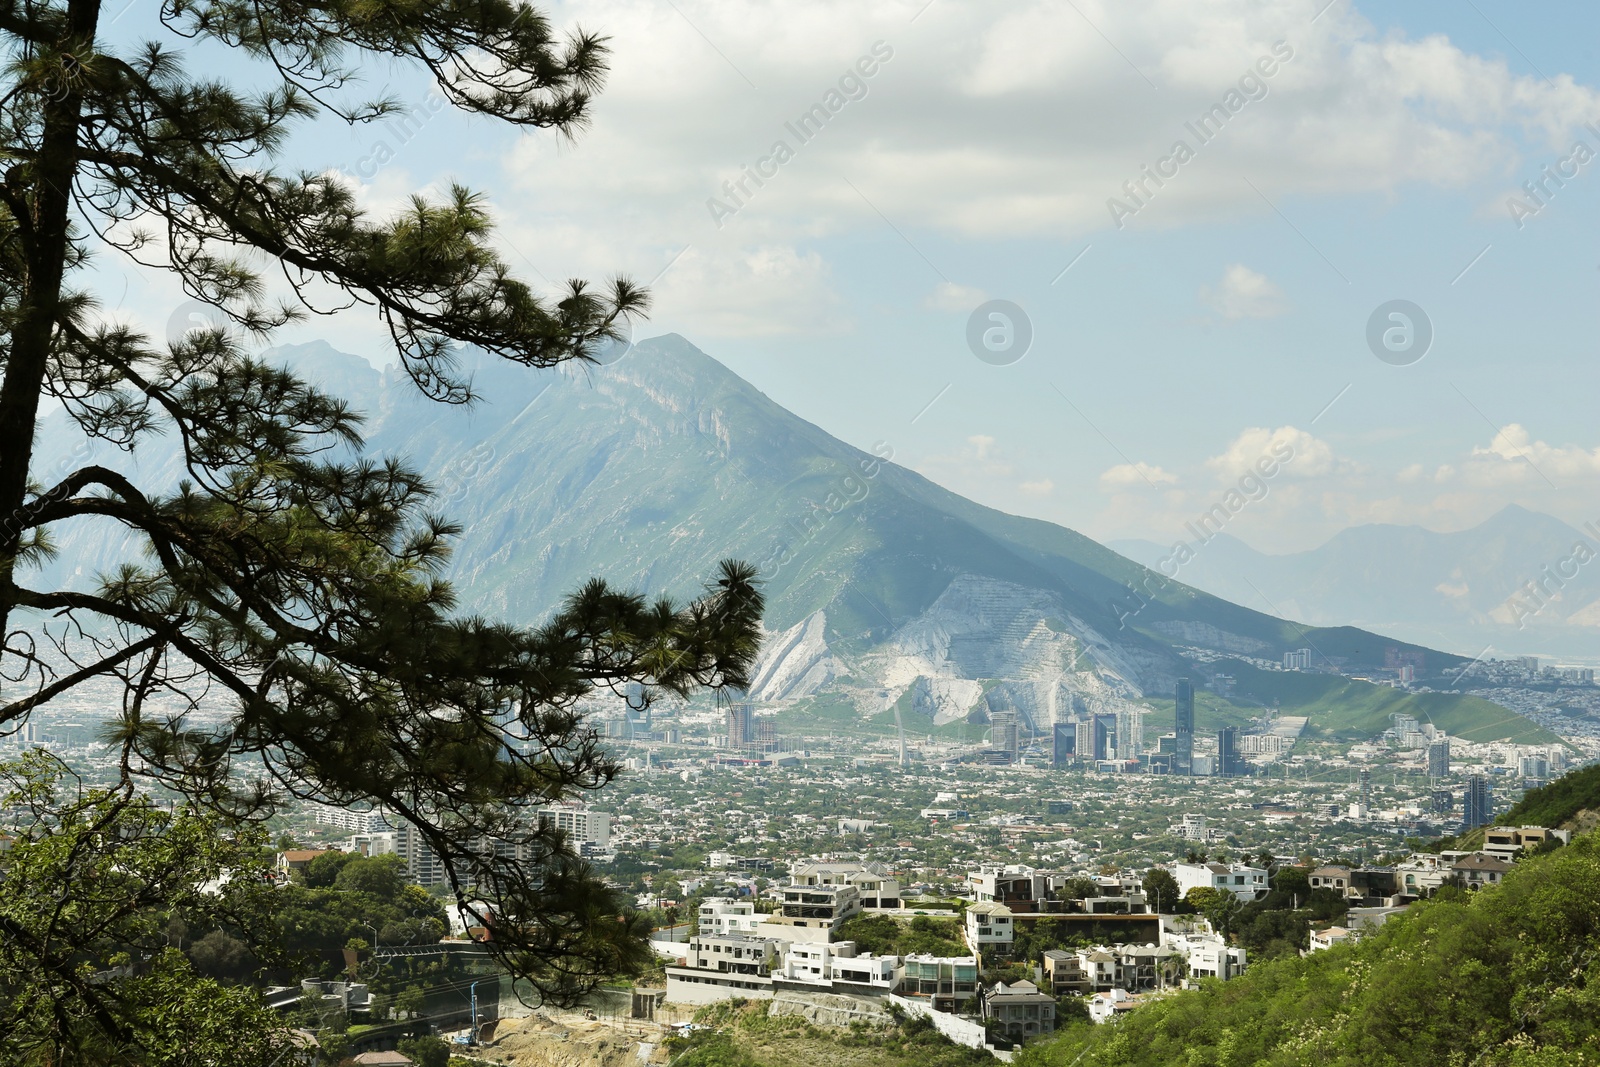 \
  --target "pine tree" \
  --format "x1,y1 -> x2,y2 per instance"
0,0 -> 763,1023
